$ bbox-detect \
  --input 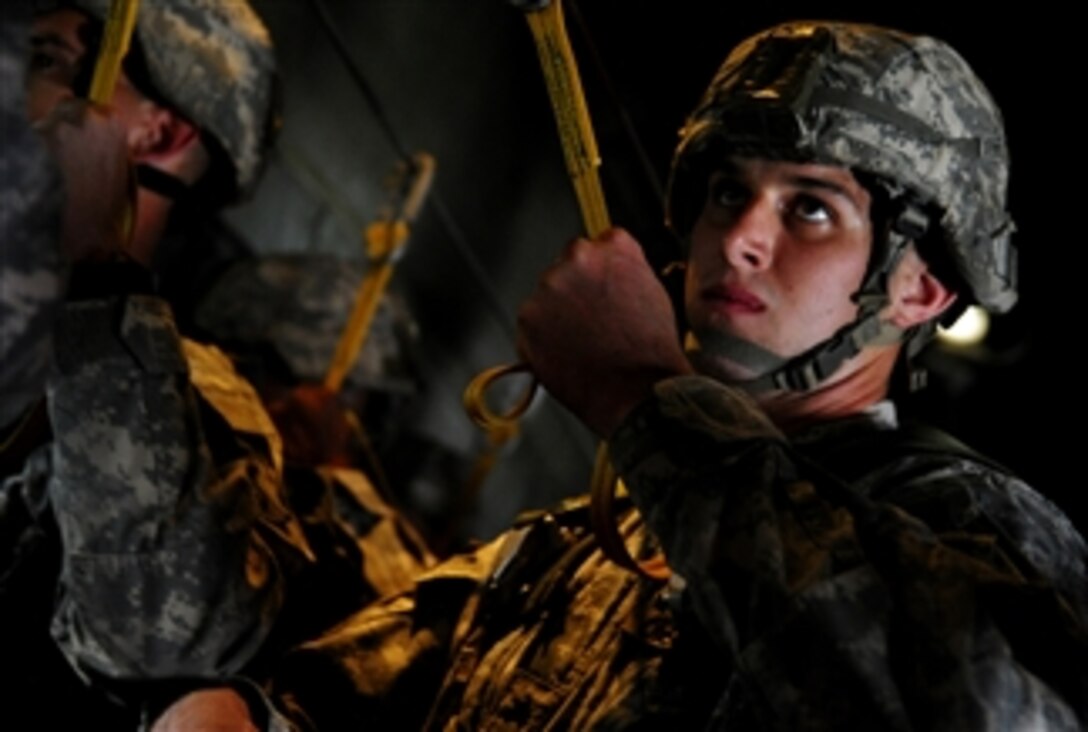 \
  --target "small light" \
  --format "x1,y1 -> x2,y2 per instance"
937,305 -> 990,346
